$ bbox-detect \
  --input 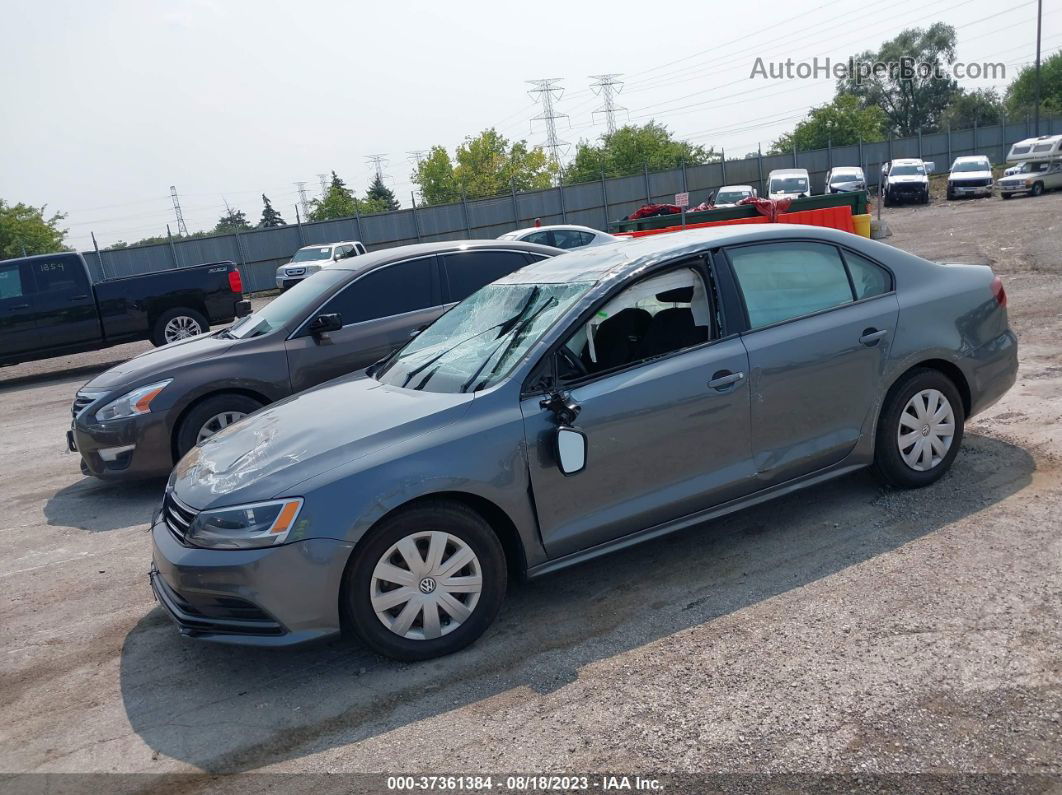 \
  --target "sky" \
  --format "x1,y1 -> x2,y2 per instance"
3,0 -> 1059,250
